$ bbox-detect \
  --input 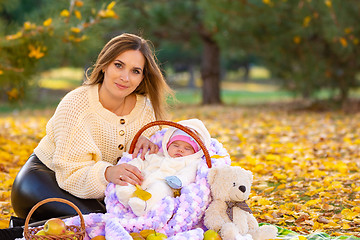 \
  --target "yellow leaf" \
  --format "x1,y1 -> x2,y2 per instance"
324,0 -> 332,8
107,1 -> 116,10
24,21 -> 36,30
344,27 -> 353,34
303,16 -> 311,27
43,18 -> 52,27
339,37 -> 348,47
28,45 -> 45,59
74,10 -> 82,20
60,9 -> 70,17
305,199 -> 321,206
132,184 -> 152,201
75,0 -> 84,7
0,70 -> 3,75
293,36 -> 301,44
299,236 -> 307,240
342,223 -> 351,229
259,197 -> 271,205
262,0 -> 273,6
70,27 -> 81,33
6,88 -> 19,100
211,155 -> 227,159
6,31 -> 22,40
